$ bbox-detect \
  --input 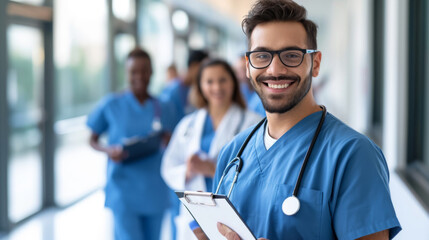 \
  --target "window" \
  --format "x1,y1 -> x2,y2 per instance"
0,0 -> 139,232
370,0 -> 385,146
7,24 -> 44,223
114,33 -> 135,91
139,1 -> 173,95
405,0 -> 429,211
54,0 -> 108,206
